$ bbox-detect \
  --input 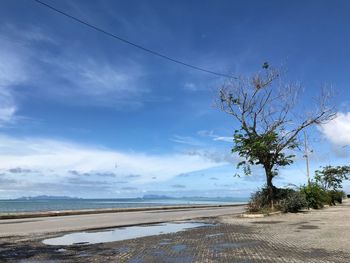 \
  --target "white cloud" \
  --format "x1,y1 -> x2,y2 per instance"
184,82 -> 198,92
319,112 -> 350,146
197,130 -> 232,143
2,23 -> 56,43
185,149 -> 237,164
0,134 -> 226,196
0,37 -> 28,126
213,136 -> 232,142
50,58 -> 148,108
170,135 -> 203,146
0,24 -> 150,114
0,89 -> 16,125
